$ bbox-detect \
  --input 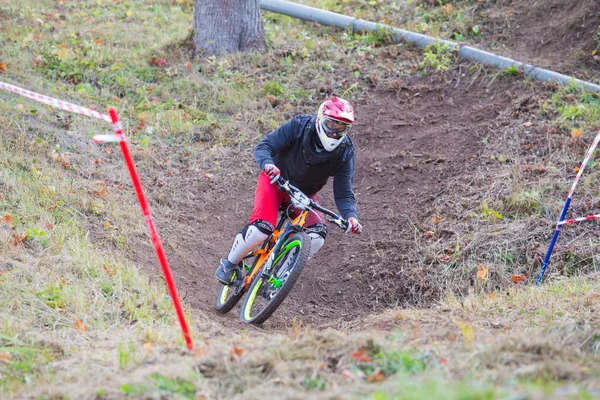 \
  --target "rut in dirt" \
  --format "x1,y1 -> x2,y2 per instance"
129,74 -> 532,331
